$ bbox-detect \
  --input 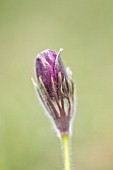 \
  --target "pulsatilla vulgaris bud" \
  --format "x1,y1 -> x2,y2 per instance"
33,48 -> 75,136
